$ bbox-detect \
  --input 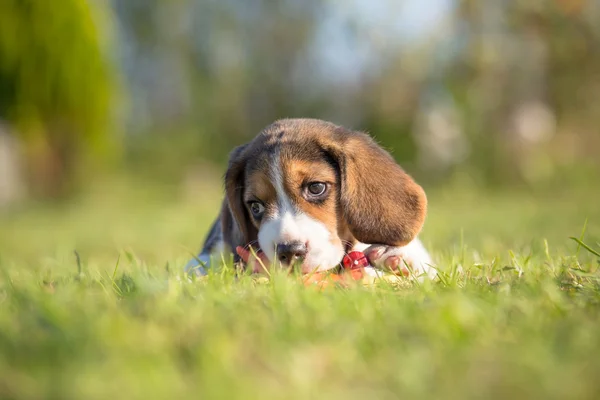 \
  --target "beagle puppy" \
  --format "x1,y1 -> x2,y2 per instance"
185,119 -> 435,279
